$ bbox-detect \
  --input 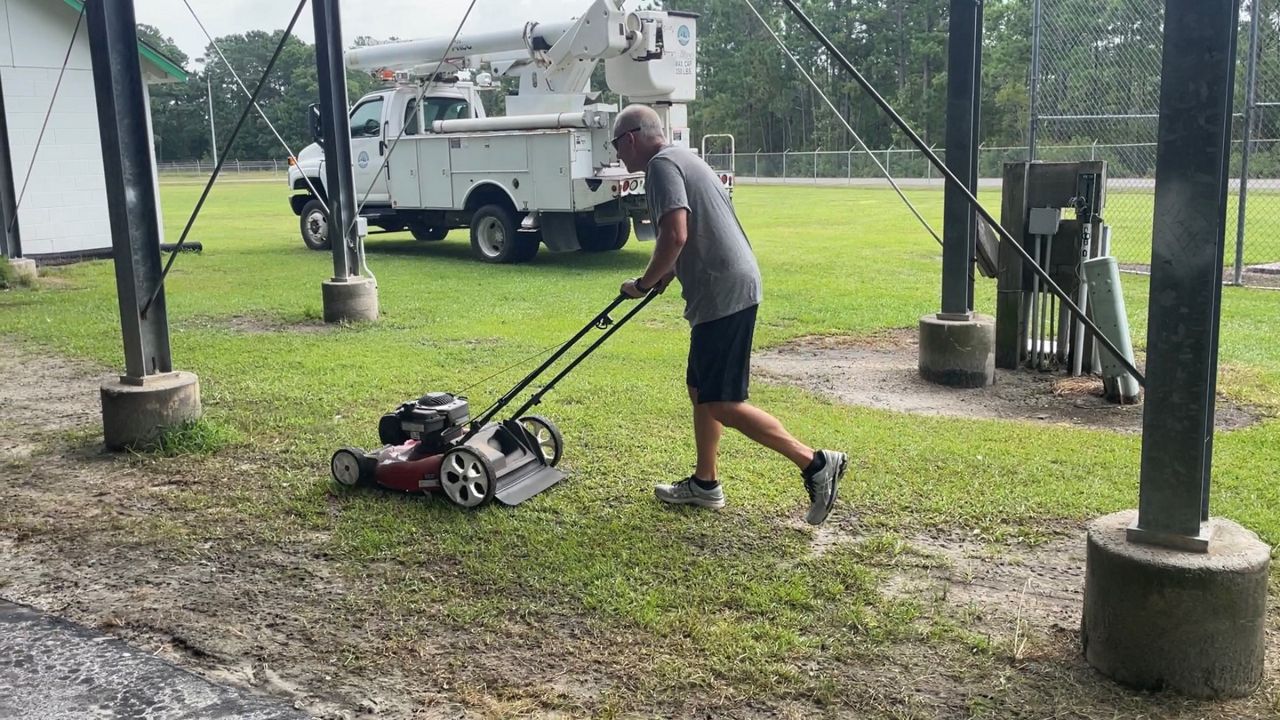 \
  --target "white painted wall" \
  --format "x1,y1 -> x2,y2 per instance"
0,0 -> 172,257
